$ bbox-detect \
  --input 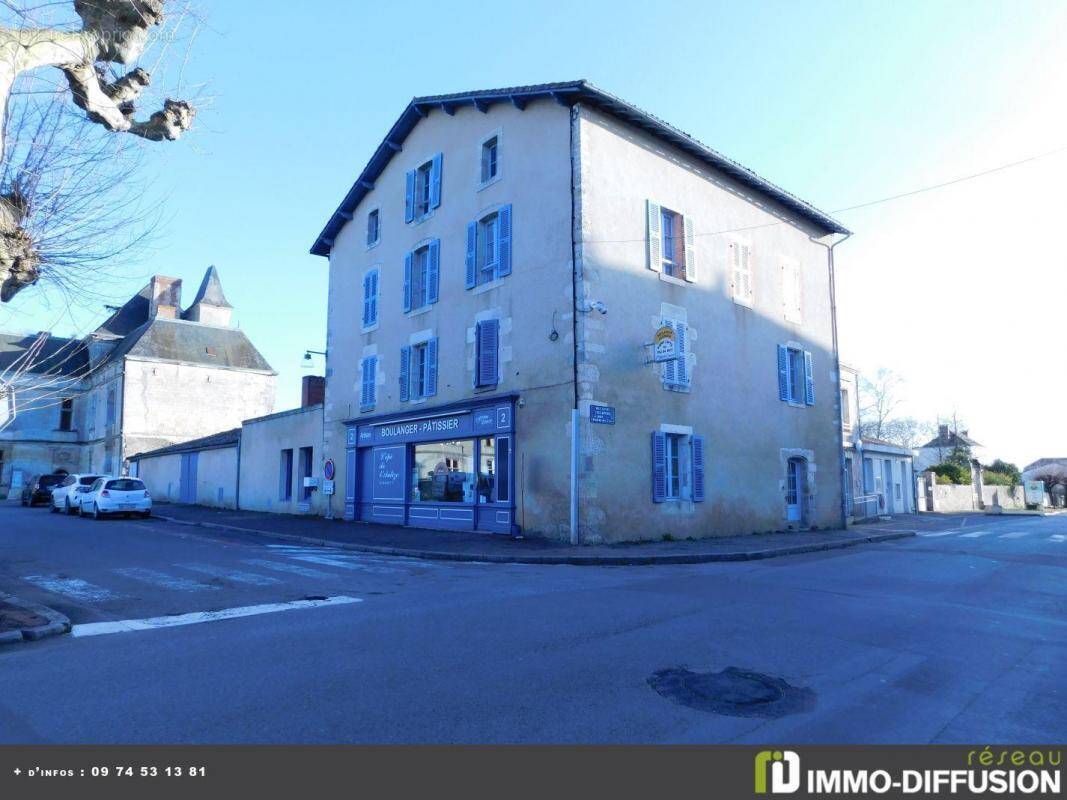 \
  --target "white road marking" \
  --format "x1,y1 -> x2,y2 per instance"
71,596 -> 363,638
1050,535 -> 1066,543
21,575 -> 121,603
174,563 -> 280,586
918,531 -> 961,538
960,530 -> 995,539
113,567 -> 221,592
999,531 -> 1029,539
281,554 -> 398,574
265,544 -> 437,570
241,559 -> 336,579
